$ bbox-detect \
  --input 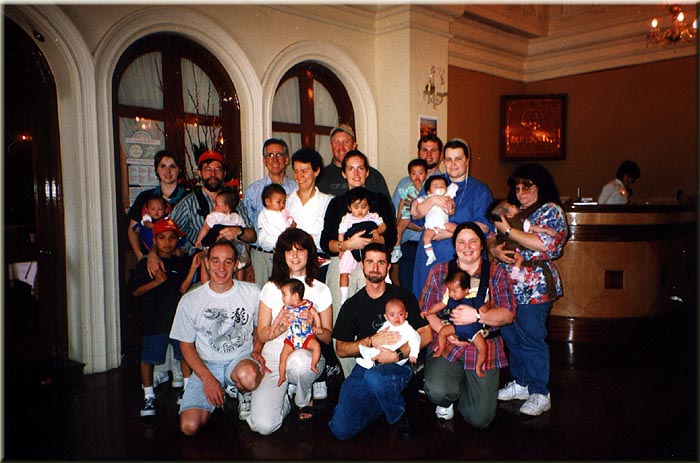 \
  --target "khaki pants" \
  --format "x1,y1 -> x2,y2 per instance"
251,247 -> 274,288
